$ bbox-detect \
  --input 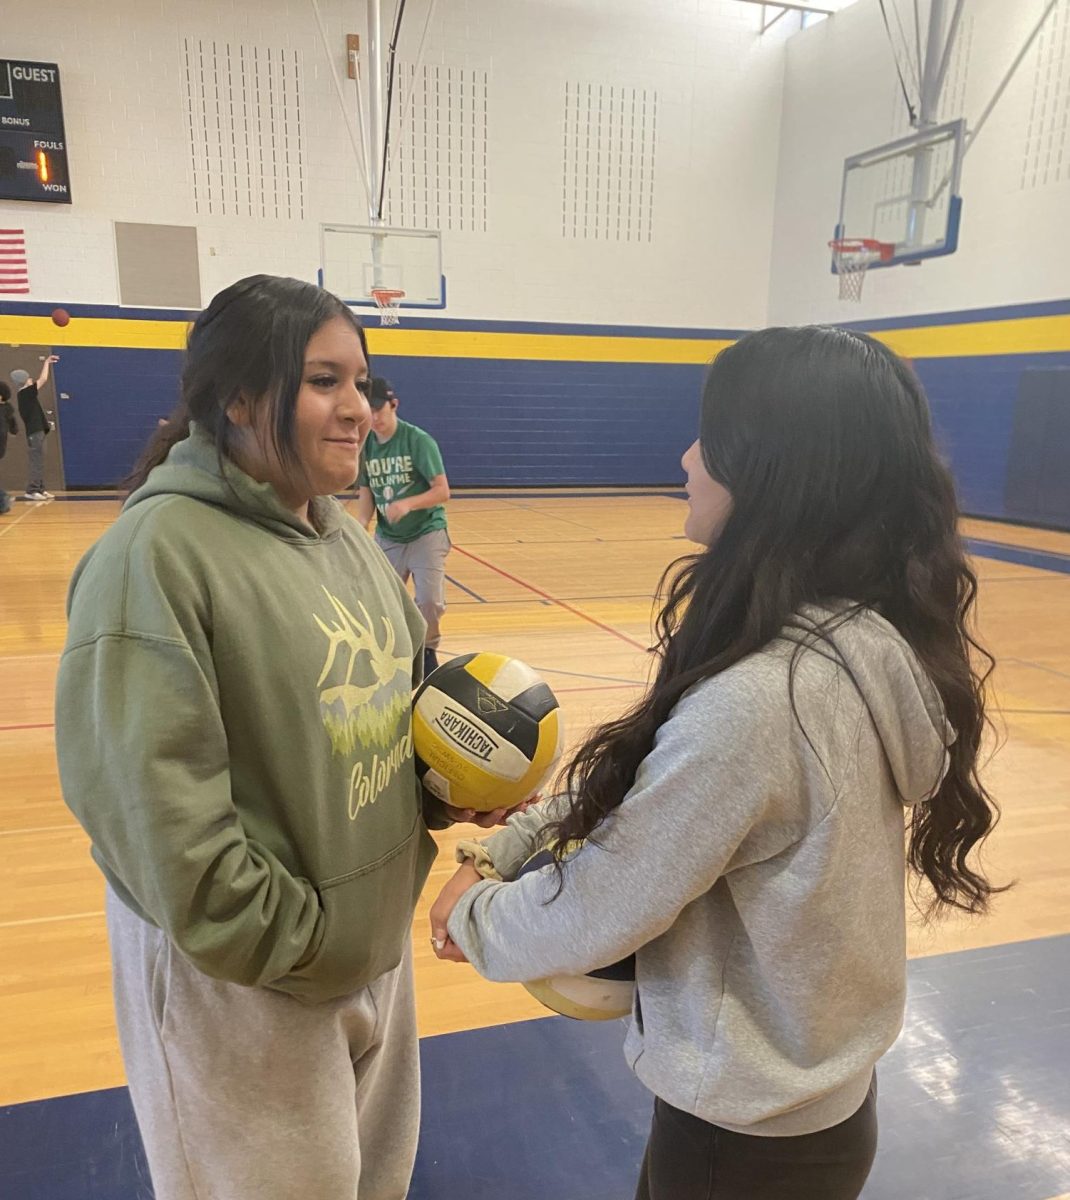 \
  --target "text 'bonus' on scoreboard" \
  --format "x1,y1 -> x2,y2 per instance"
0,59 -> 71,204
